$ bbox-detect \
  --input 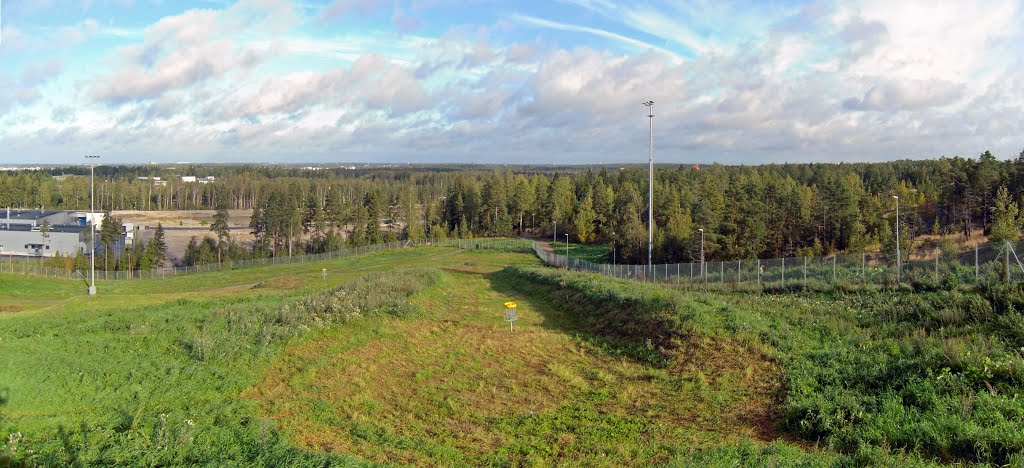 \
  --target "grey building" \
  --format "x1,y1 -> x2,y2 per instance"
0,210 -> 93,258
